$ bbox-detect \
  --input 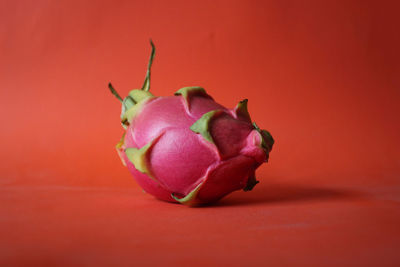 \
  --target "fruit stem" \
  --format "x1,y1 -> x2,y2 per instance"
141,39 -> 156,92
108,82 -> 123,103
